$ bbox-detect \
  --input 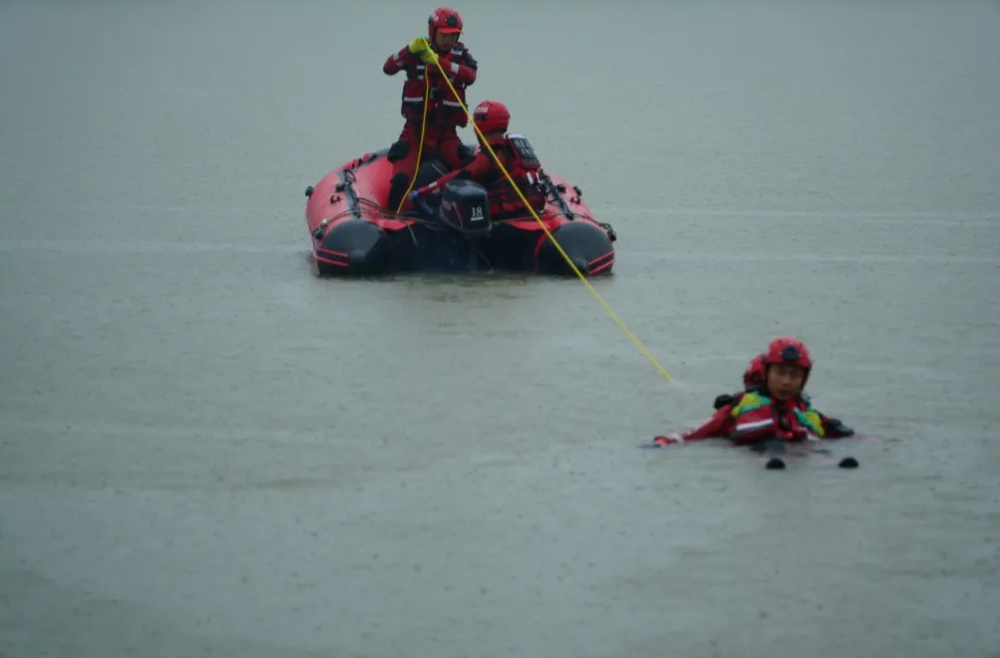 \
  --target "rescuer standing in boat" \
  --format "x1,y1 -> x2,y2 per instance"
383,7 -> 478,211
